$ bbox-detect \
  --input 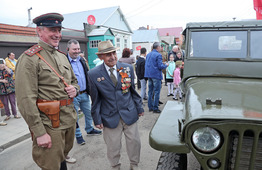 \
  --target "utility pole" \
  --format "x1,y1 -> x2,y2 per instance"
27,7 -> 32,26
